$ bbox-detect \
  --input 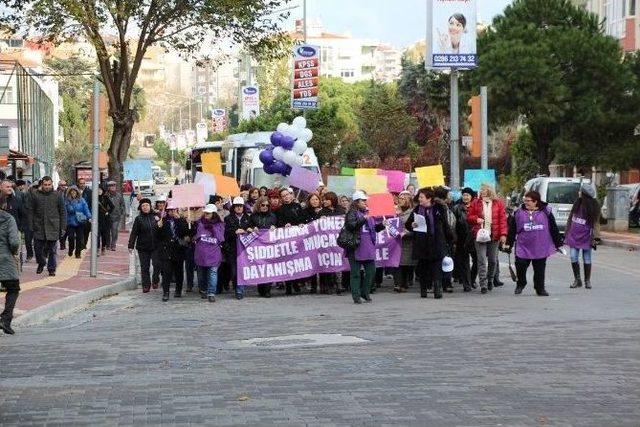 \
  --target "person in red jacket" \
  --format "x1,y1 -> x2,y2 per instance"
467,183 -> 508,294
